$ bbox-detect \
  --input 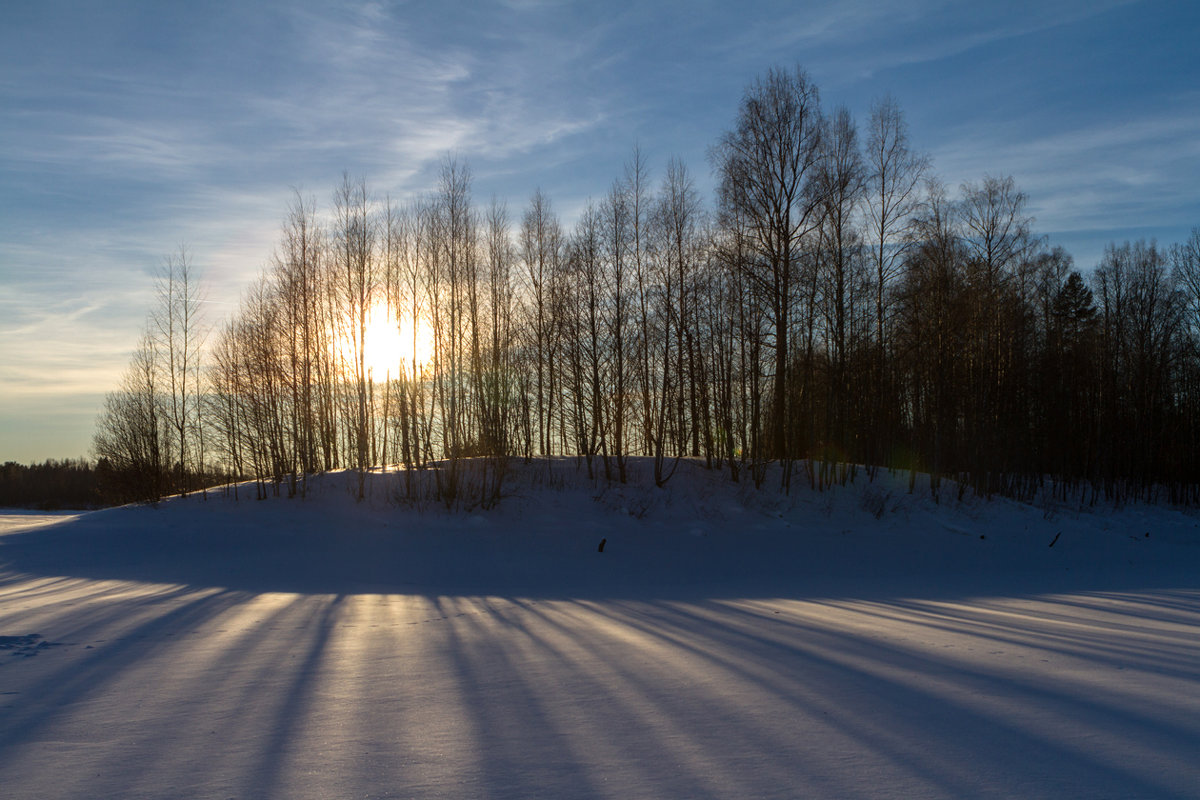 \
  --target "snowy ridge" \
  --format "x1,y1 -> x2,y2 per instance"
4,456 -> 1194,599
